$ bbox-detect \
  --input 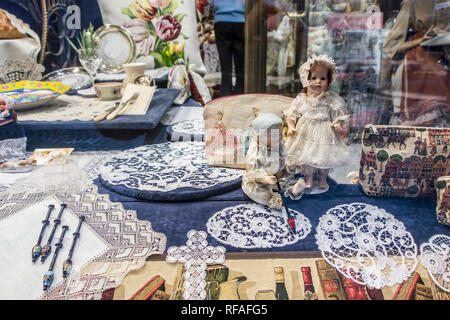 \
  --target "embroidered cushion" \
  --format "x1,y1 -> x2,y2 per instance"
97,0 -> 206,75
